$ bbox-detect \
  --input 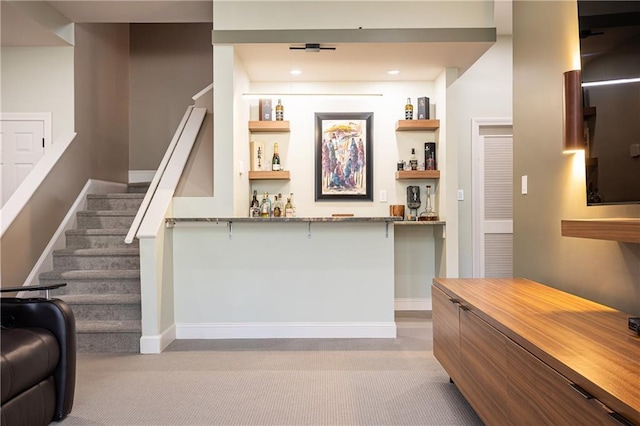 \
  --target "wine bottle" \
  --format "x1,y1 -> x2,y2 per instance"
410,148 -> 418,170
275,99 -> 284,121
285,196 -> 294,217
250,190 -> 260,217
273,193 -> 284,217
405,97 -> 413,120
260,192 -> 270,218
272,143 -> 281,171
426,152 -> 436,171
